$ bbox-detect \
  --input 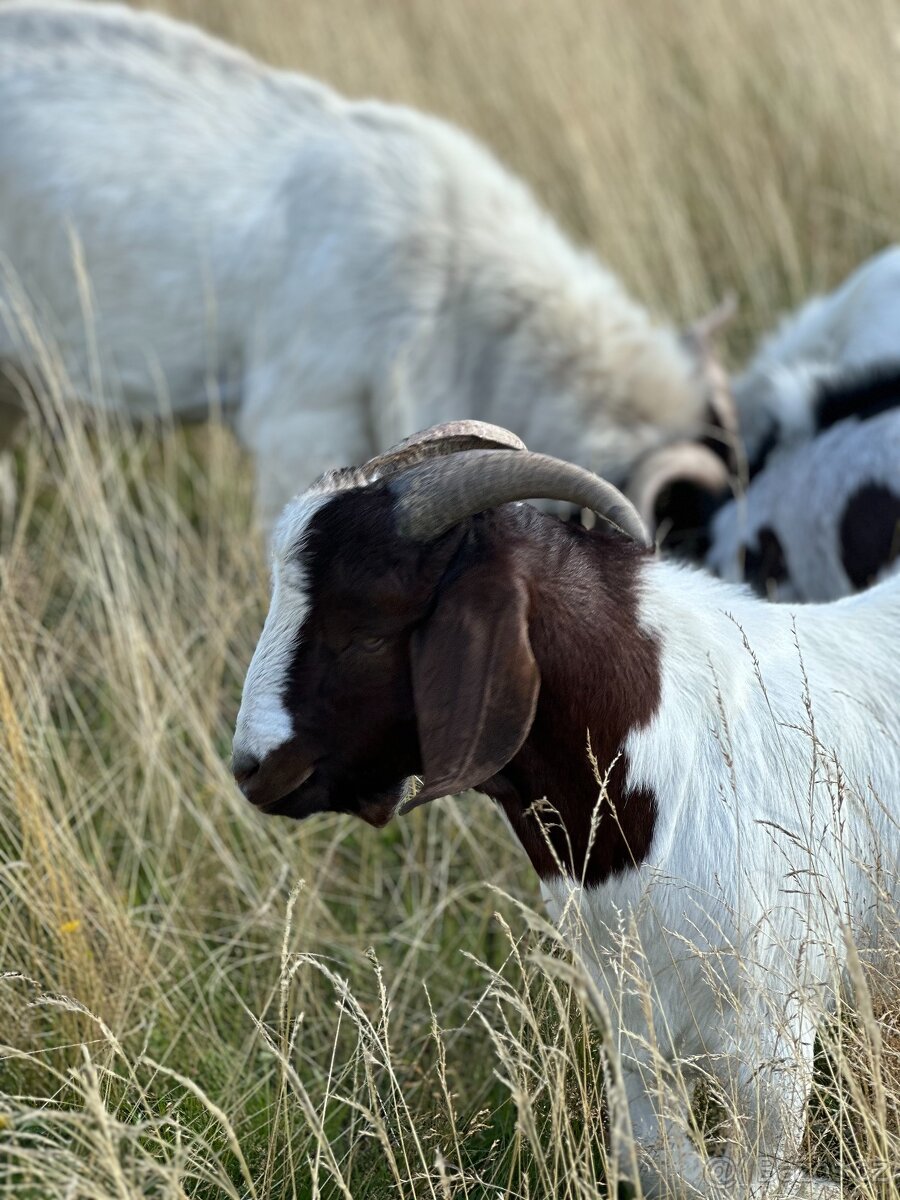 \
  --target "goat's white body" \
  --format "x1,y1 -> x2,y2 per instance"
734,245 -> 900,455
237,463 -> 900,1195
0,0 -> 705,529
545,563 -> 900,1196
707,411 -> 900,600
